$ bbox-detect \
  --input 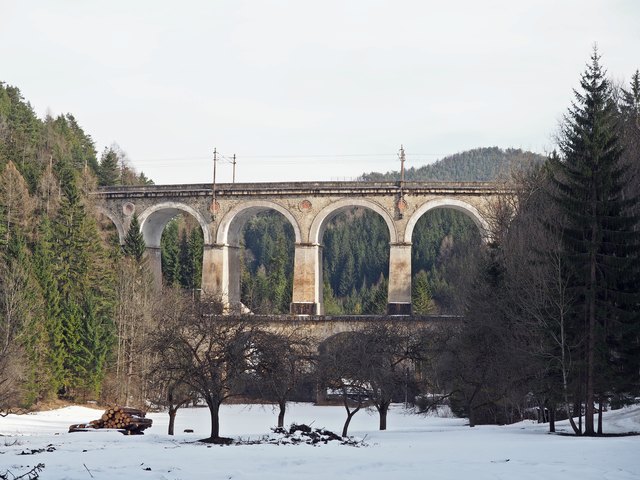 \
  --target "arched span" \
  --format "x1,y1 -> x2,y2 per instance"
138,202 -> 213,249
95,206 -> 125,245
216,200 -> 302,246
309,198 -> 397,245
405,198 -> 490,243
